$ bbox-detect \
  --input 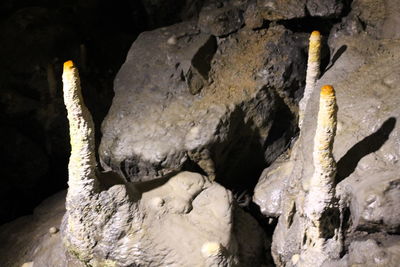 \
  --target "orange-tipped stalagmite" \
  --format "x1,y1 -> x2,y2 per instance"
62,60 -> 99,261
62,60 -> 98,199
305,85 -> 337,219
299,31 -> 322,128
300,85 -> 339,266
